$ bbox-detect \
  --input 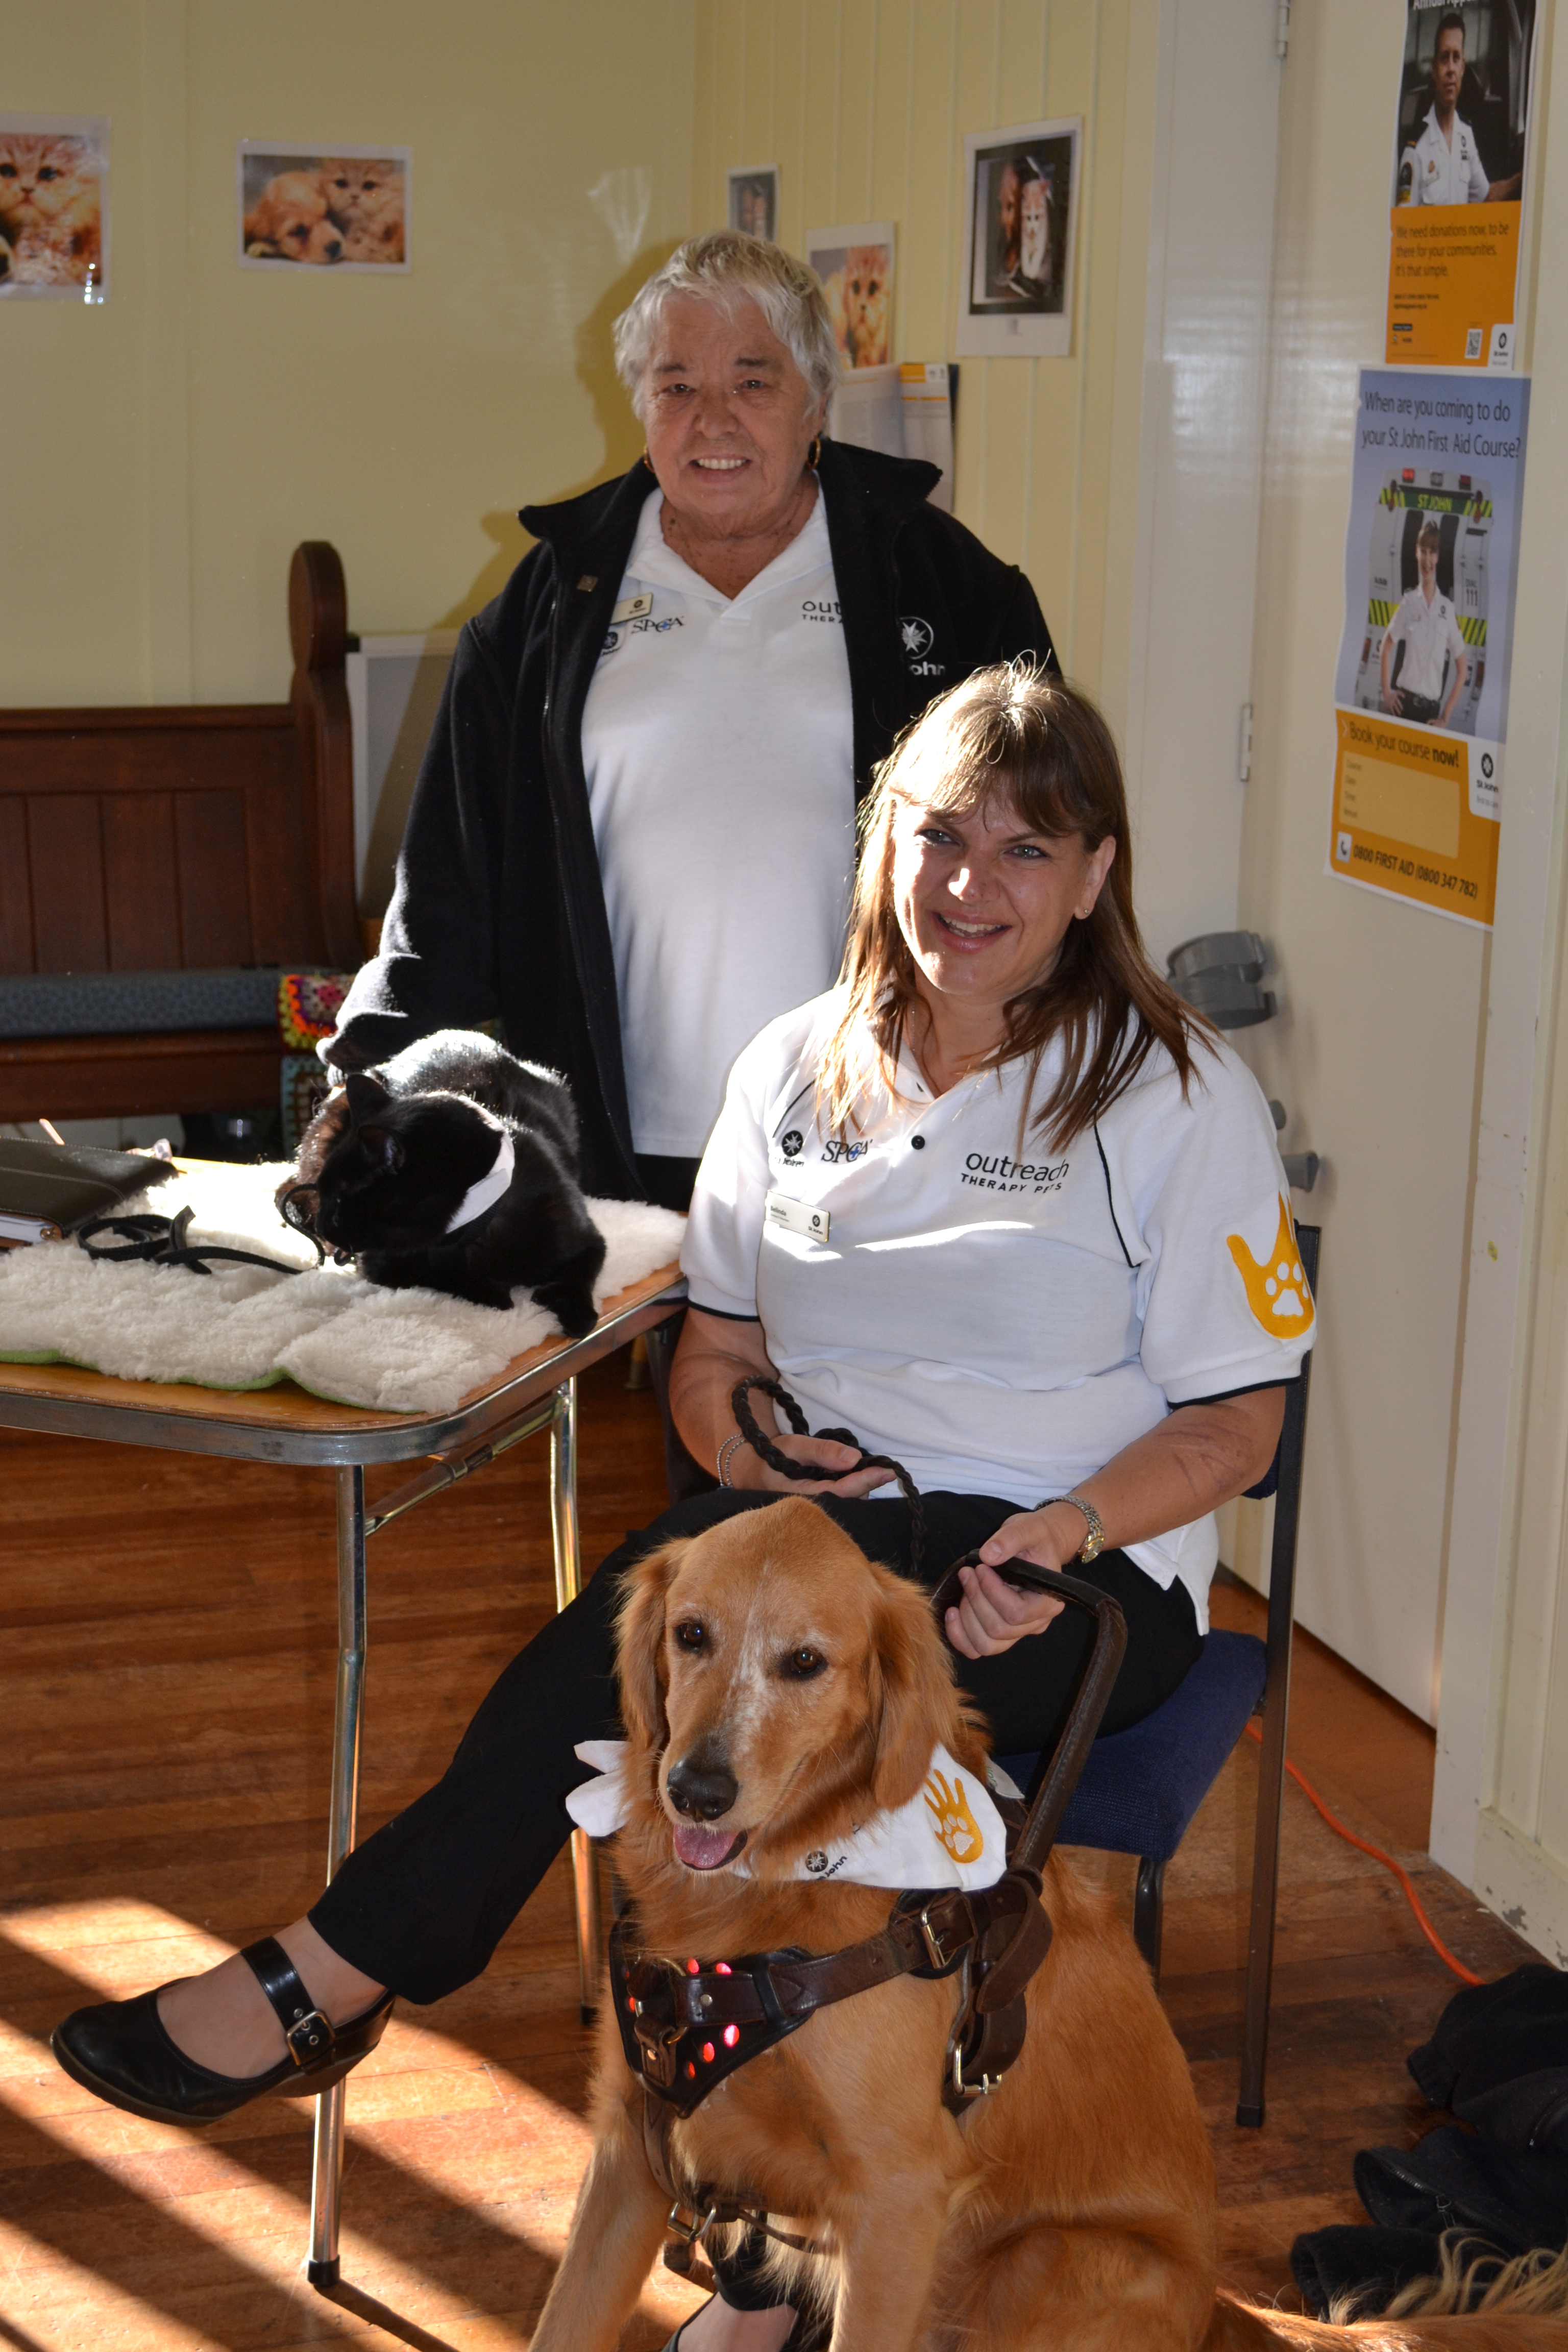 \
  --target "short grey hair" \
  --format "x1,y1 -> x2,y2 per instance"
614,231 -> 840,420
